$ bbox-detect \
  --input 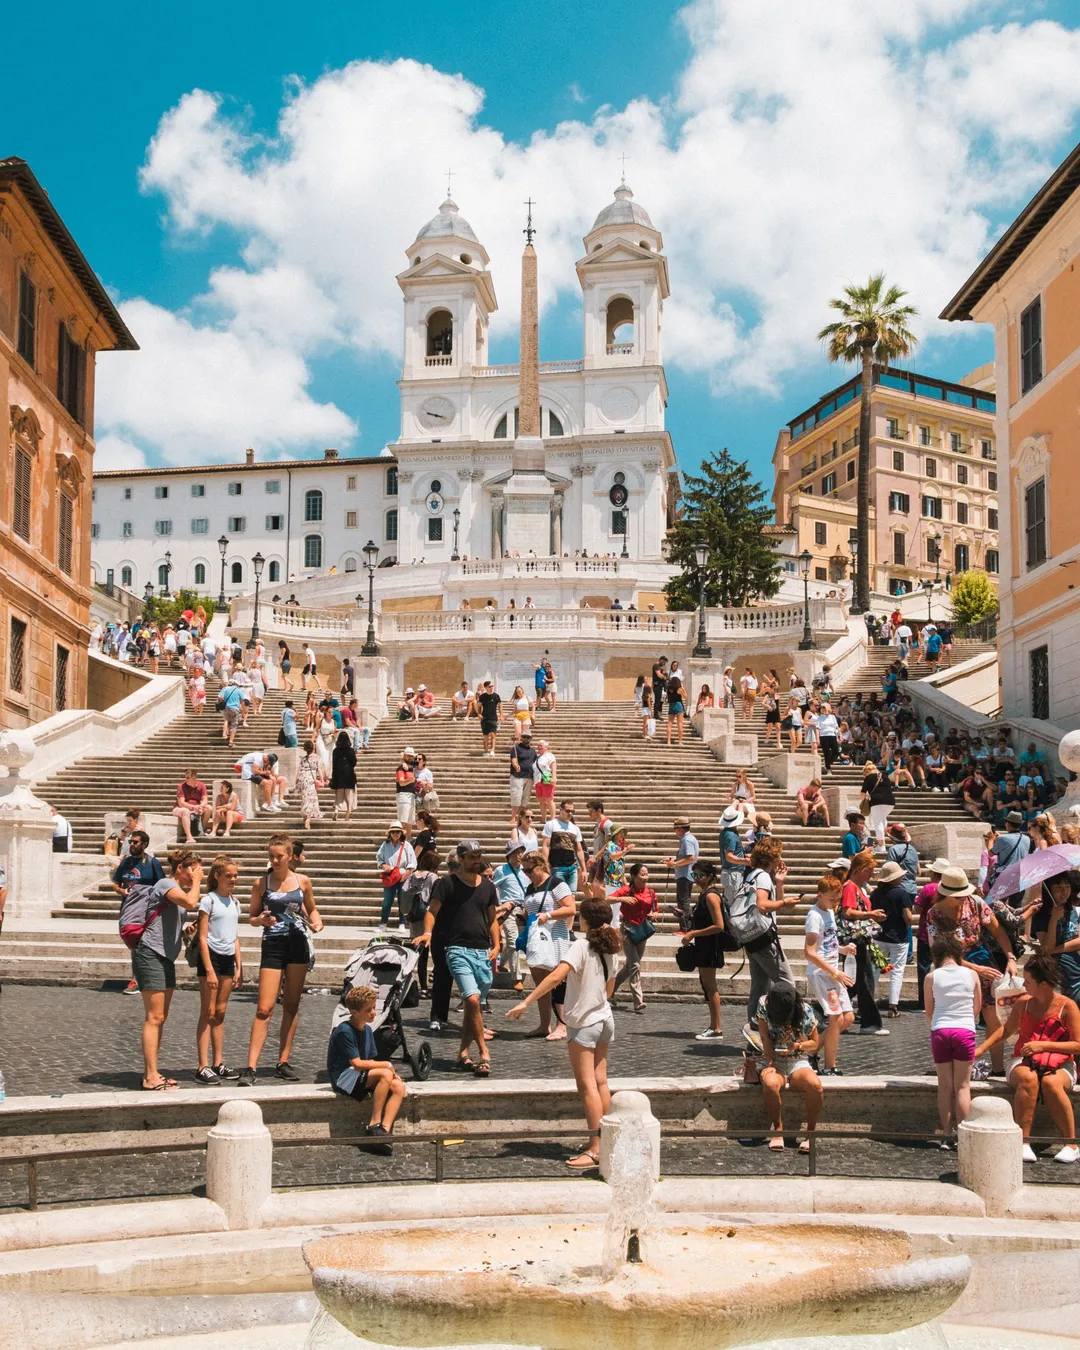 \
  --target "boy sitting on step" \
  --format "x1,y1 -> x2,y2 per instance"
327,985 -> 407,1155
